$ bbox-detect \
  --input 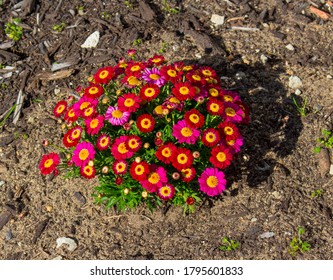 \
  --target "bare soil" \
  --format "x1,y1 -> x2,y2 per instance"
0,0 -> 333,260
